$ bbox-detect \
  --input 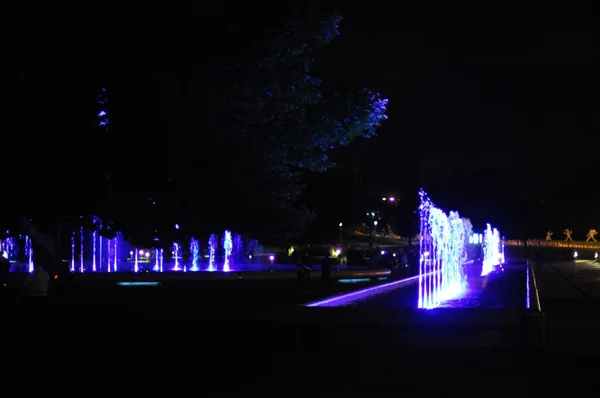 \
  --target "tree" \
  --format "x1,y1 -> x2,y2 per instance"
10,6 -> 388,247
156,7 -> 388,243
